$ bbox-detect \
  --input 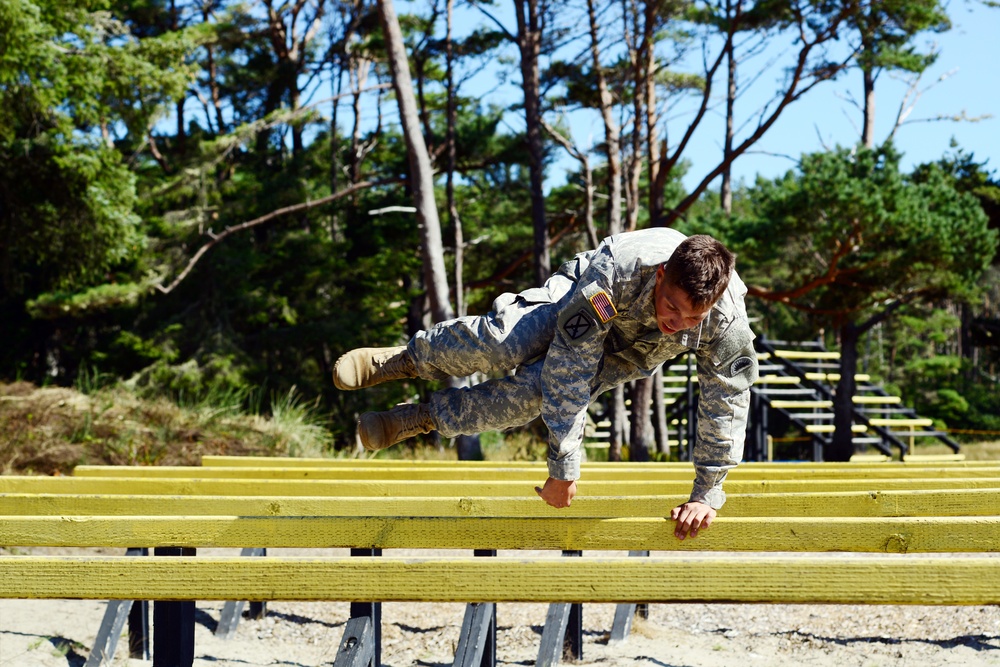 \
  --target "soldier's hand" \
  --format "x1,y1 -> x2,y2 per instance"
670,501 -> 716,540
535,477 -> 577,508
